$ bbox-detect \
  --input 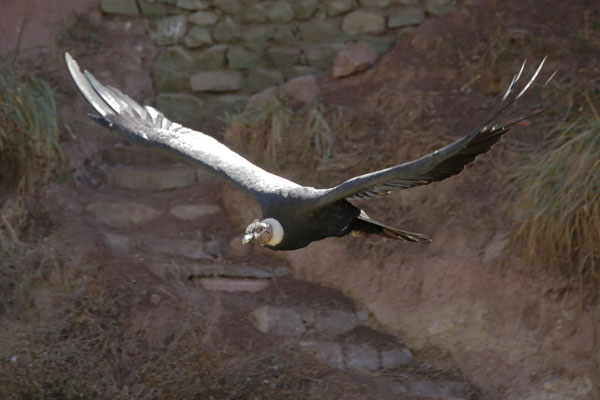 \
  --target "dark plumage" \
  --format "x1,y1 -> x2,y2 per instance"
65,53 -> 553,251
